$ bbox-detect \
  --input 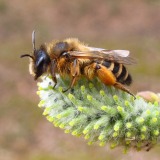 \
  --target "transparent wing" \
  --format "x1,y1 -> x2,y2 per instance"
68,47 -> 136,65
87,47 -> 130,57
